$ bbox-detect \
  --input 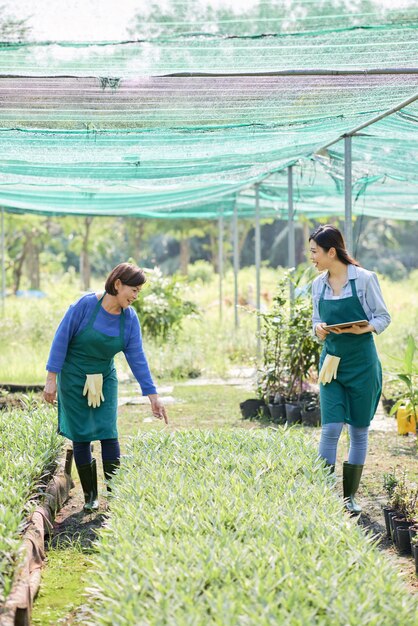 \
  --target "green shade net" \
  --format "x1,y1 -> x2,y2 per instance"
0,1 -> 417,219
